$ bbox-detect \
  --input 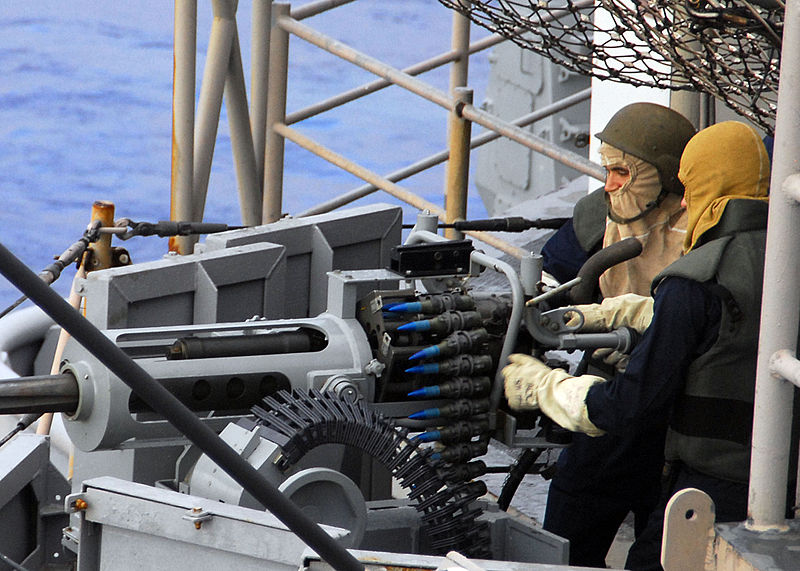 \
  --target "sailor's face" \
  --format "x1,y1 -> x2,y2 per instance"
604,165 -> 632,192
